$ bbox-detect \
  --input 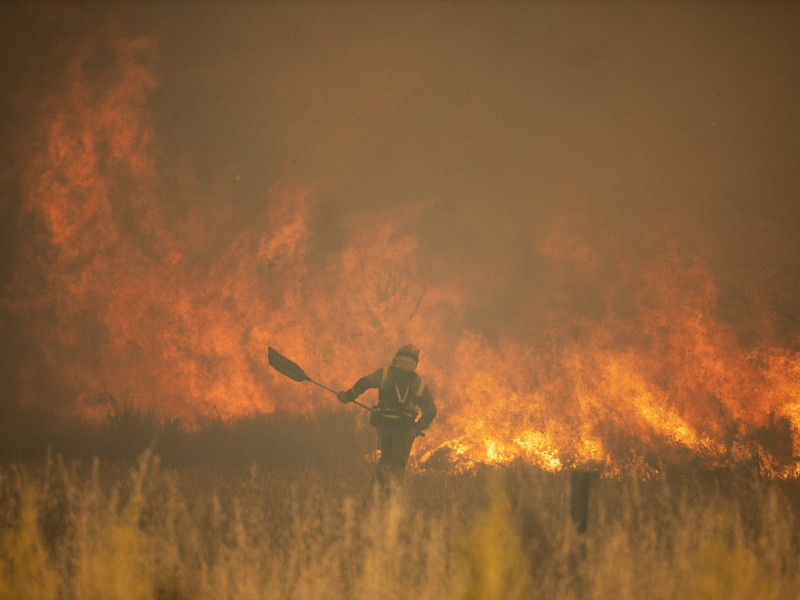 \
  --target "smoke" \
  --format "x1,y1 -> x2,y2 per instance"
2,1 -> 800,471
